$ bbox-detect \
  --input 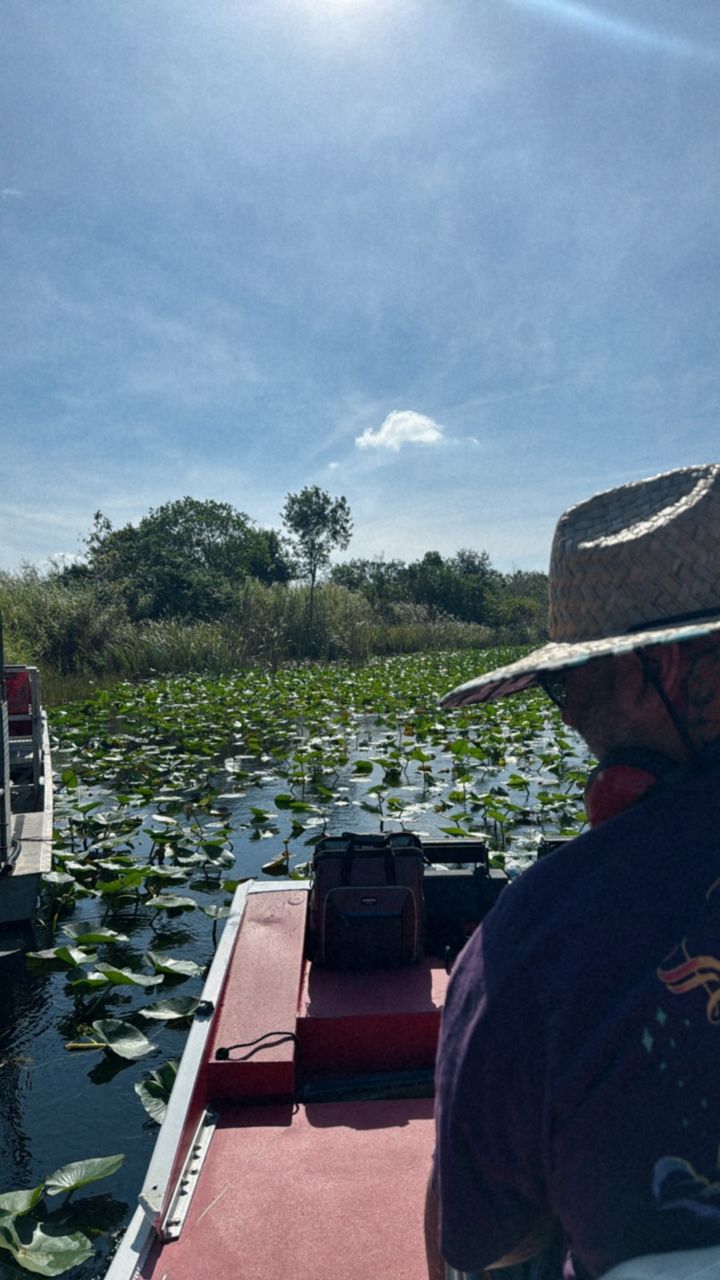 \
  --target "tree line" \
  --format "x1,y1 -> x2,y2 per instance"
0,489 -> 548,678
